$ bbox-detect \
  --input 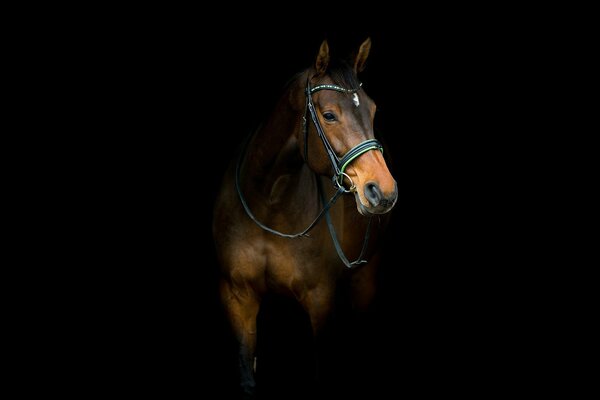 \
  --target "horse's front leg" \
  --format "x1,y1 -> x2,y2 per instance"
300,286 -> 335,386
220,279 -> 261,399
349,254 -> 380,314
